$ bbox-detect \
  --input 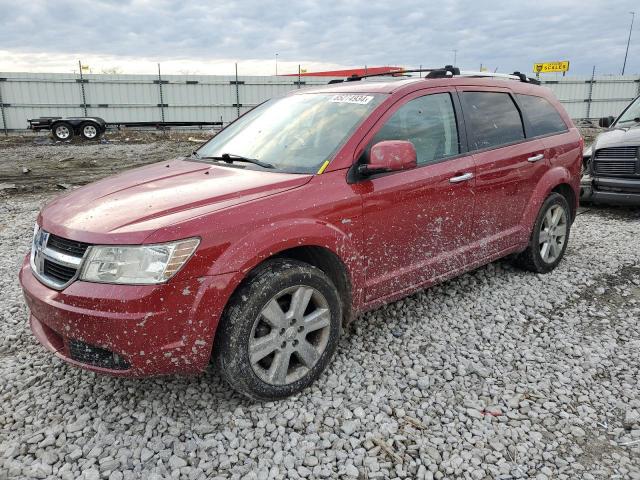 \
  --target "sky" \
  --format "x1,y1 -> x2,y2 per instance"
0,0 -> 637,76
